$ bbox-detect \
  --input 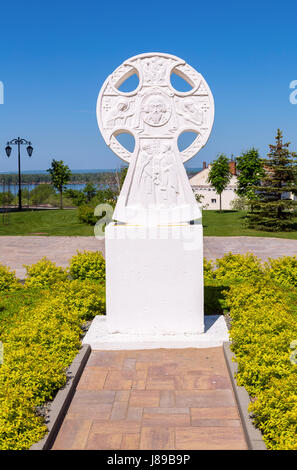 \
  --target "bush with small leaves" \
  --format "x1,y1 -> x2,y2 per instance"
225,279 -> 297,450
215,252 -> 263,284
0,264 -> 21,292
264,256 -> 297,289
23,257 -> 68,288
69,250 -> 105,284
0,276 -> 105,450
